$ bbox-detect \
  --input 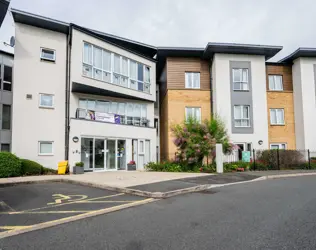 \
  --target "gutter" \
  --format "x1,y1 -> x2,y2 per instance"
64,25 -> 72,160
